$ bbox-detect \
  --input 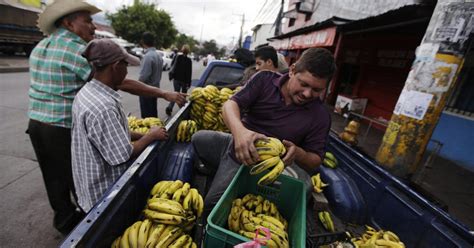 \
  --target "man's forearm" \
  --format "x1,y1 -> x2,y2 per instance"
294,147 -> 322,172
119,79 -> 167,98
223,100 -> 245,135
